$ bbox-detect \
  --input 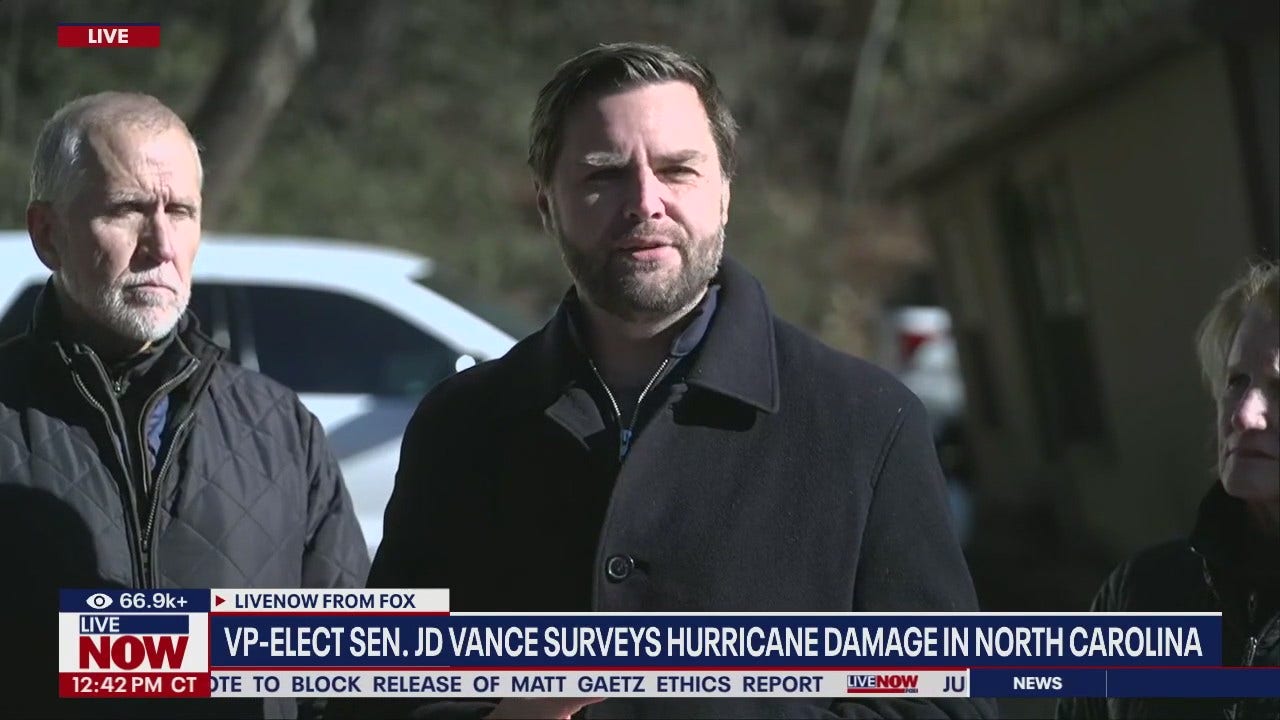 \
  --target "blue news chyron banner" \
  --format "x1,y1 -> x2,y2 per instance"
58,588 -> 1280,700
208,614 -> 1222,668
